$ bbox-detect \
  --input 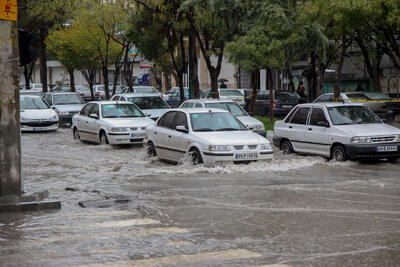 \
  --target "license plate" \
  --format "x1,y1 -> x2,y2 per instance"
130,133 -> 145,138
377,146 -> 398,152
235,153 -> 258,160
282,105 -> 292,108
33,127 -> 47,131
